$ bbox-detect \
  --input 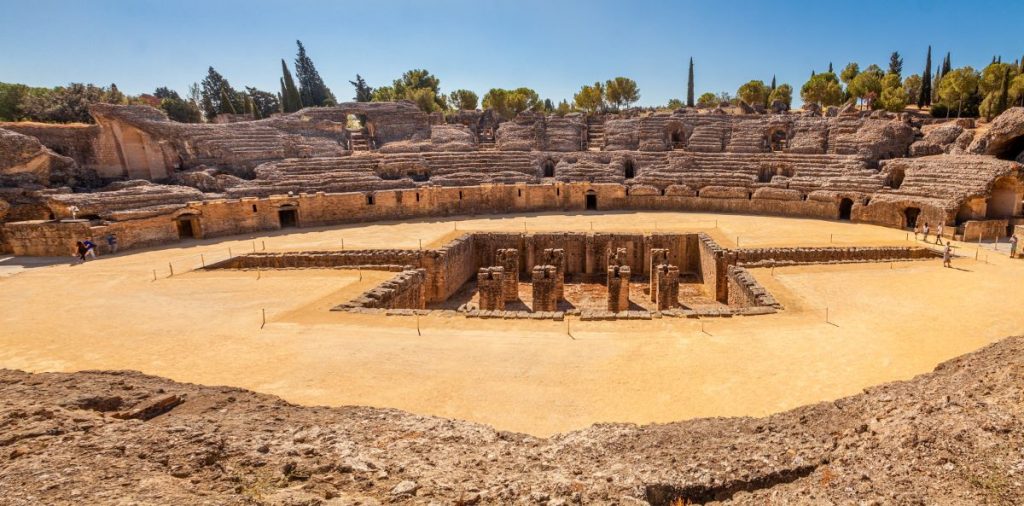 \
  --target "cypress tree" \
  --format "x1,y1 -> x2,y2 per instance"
941,52 -> 951,76
919,46 -> 932,107
686,57 -> 695,107
997,67 -> 1010,116
280,59 -> 302,112
828,62 -> 833,73
811,70 -> 816,77
294,40 -> 335,107
770,75 -> 776,91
